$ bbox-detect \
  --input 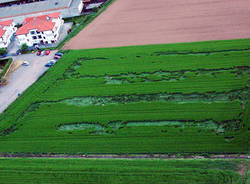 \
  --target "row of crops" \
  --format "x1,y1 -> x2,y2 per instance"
0,39 -> 249,154
0,158 -> 246,184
